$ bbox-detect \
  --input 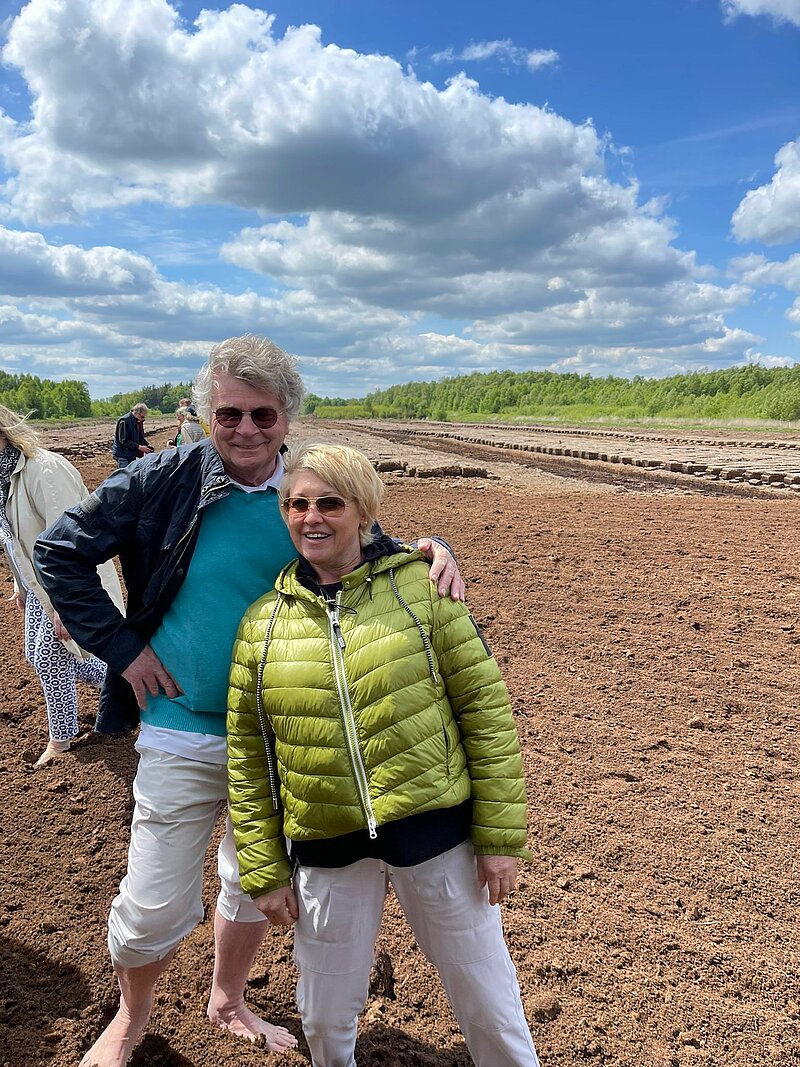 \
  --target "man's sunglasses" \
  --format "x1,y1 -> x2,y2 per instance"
213,406 -> 282,428
279,495 -> 350,516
